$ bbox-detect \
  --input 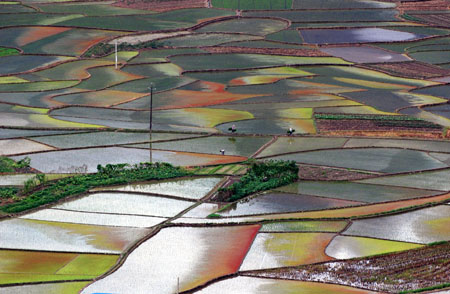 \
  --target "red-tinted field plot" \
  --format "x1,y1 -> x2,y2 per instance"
0,26 -> 127,56
81,226 -> 260,294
